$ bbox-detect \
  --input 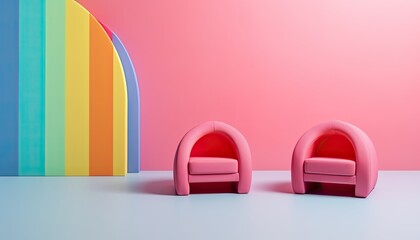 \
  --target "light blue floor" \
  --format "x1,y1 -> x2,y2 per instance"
0,171 -> 419,240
